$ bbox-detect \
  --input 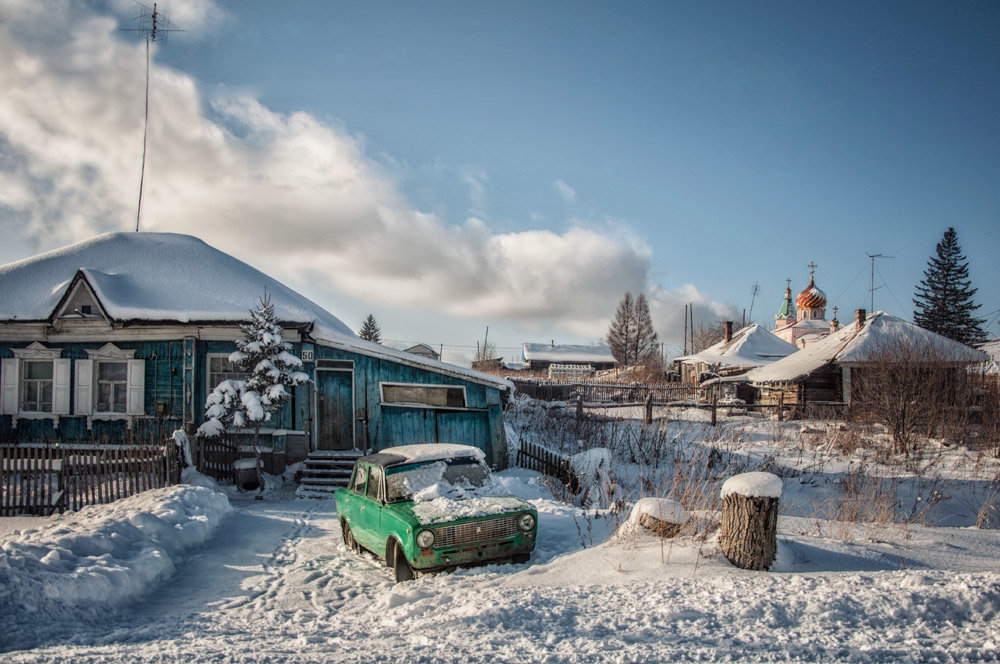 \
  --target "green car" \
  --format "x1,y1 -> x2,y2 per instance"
335,443 -> 538,582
